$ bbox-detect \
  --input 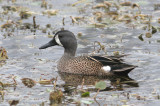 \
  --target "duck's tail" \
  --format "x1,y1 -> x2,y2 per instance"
112,64 -> 137,76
